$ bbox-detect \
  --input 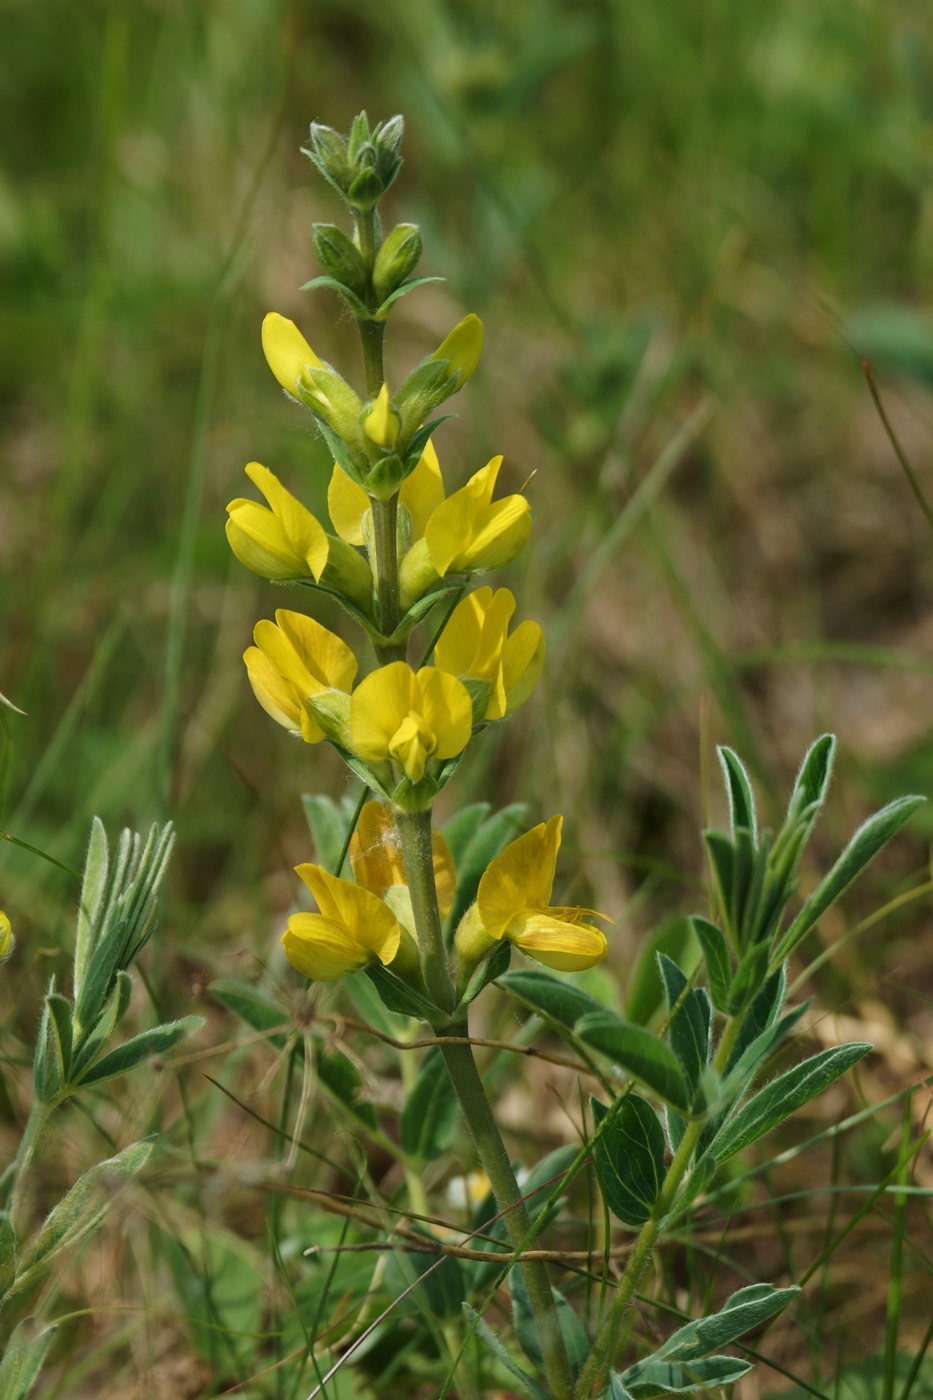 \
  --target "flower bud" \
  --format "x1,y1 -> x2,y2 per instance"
0,911 -> 14,965
363,384 -> 400,449
373,223 -> 422,302
313,224 -> 368,296
262,313 -> 324,399
430,314 -> 483,390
